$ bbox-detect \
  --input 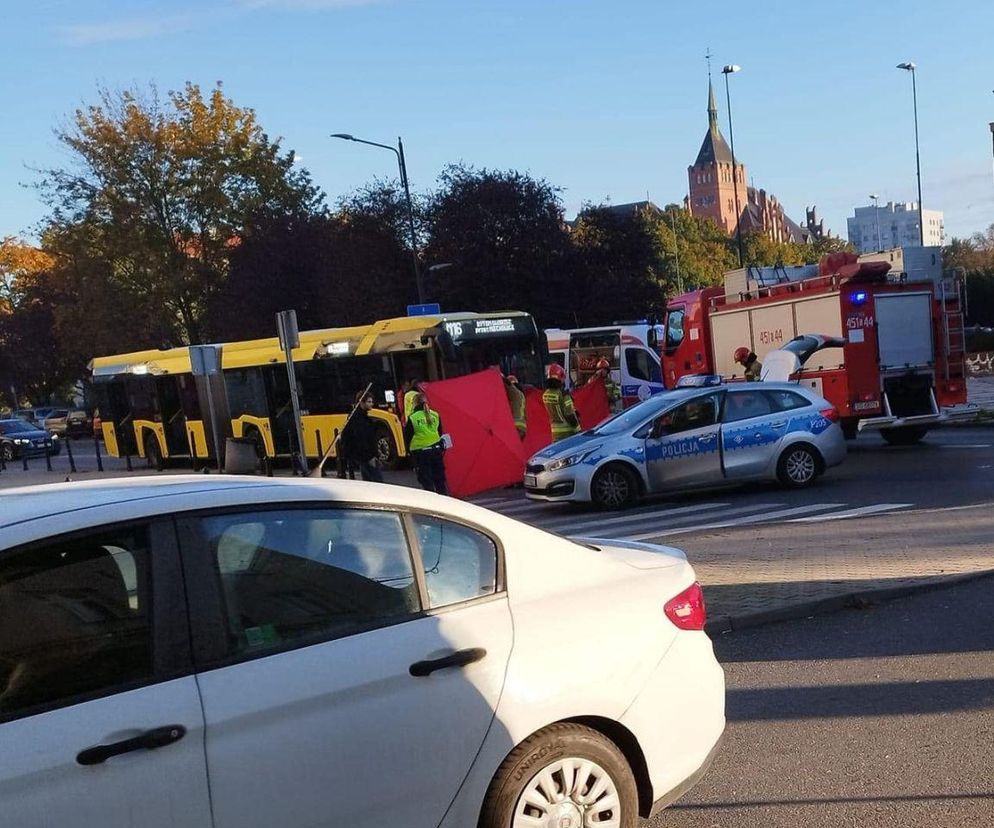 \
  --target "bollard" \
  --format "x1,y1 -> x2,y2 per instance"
45,445 -> 53,472
265,455 -> 273,477
66,438 -> 77,473
125,449 -> 133,472
315,431 -> 324,464
289,429 -> 299,476
93,435 -> 104,472
22,452 -> 29,471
